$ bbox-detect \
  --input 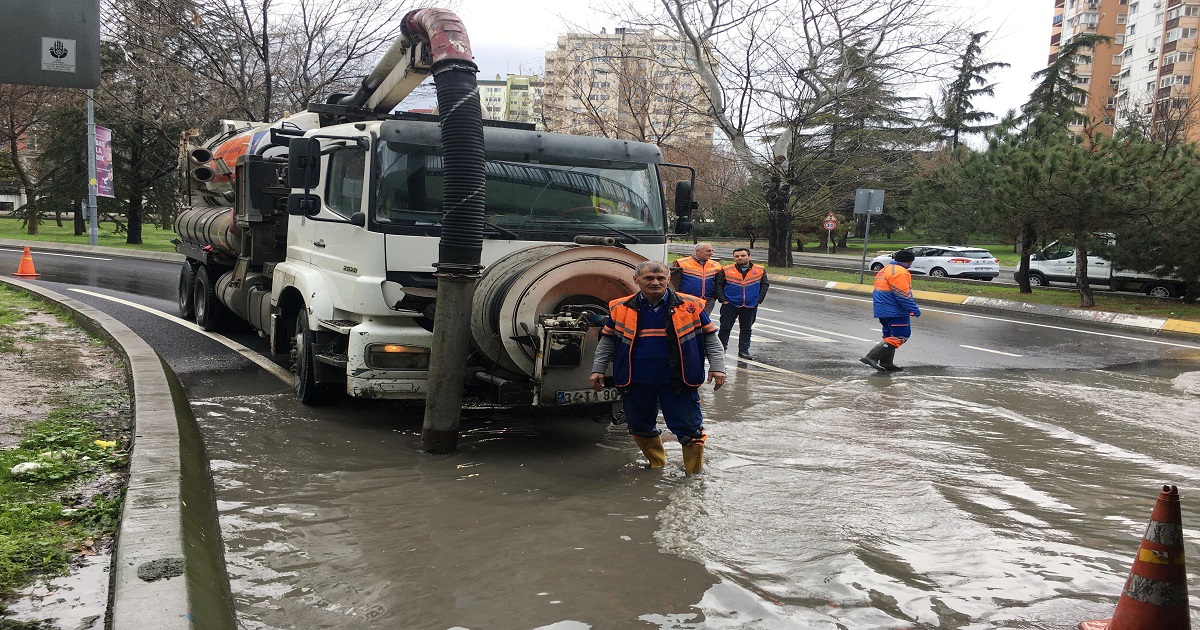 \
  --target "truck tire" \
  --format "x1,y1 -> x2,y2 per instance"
1028,272 -> 1047,287
193,266 -> 226,331
1144,283 -> 1178,299
291,311 -> 336,405
177,263 -> 196,320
